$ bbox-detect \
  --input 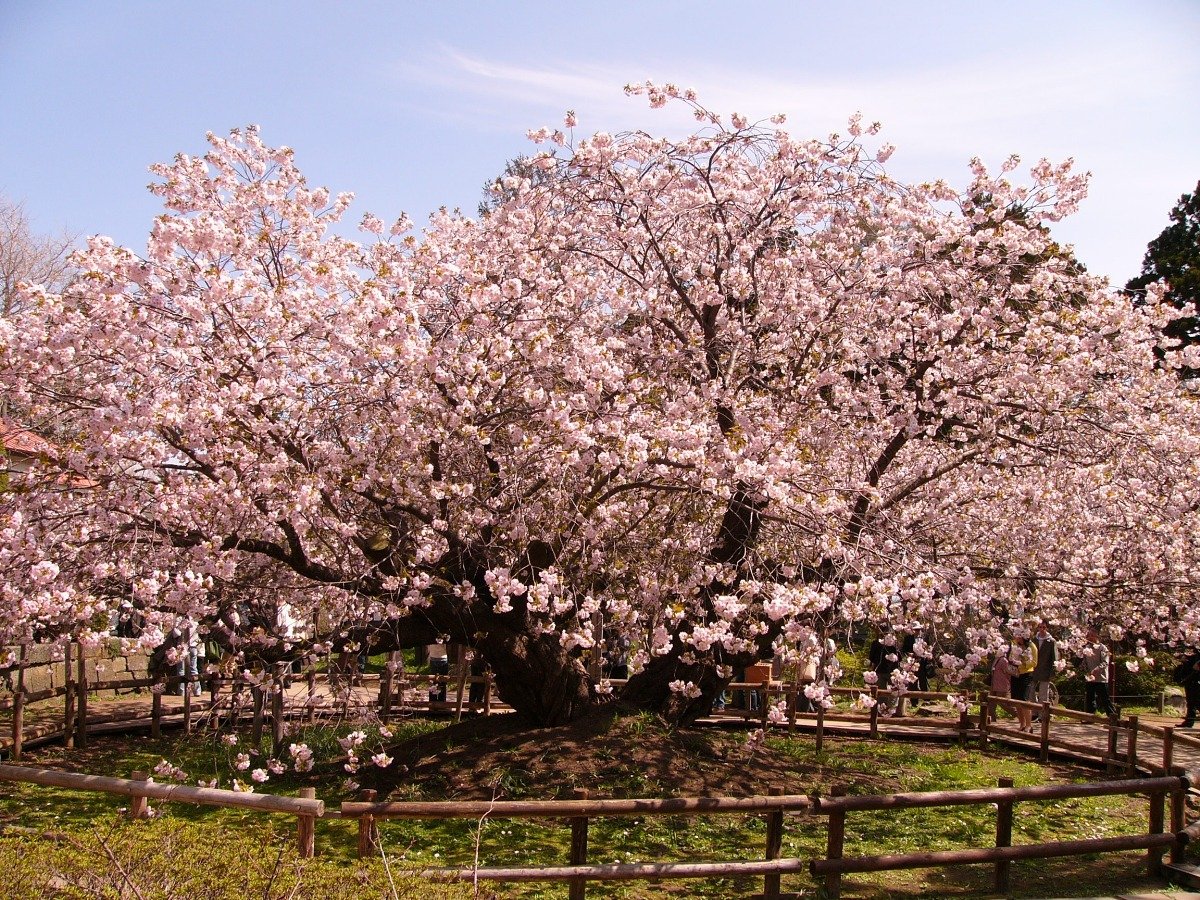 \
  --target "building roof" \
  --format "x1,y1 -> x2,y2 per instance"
0,419 -> 58,458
